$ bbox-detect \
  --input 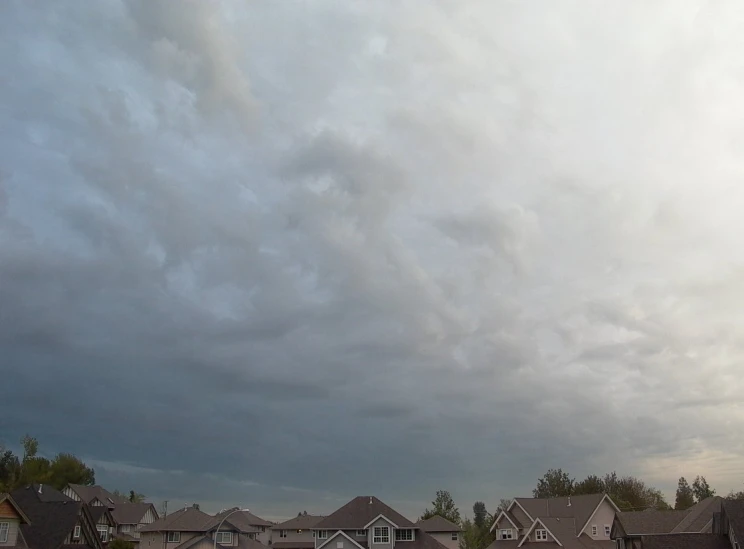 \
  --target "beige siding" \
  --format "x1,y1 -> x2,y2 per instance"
0,518 -> 21,546
428,532 -> 459,549
493,515 -> 519,540
275,527 -> 315,545
579,499 -> 616,540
